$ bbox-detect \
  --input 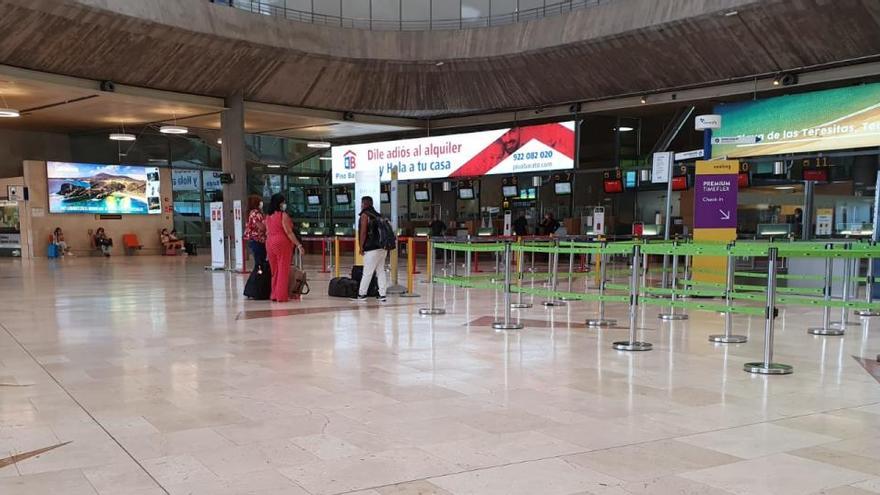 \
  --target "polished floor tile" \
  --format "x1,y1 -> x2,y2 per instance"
1,256 -> 879,494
